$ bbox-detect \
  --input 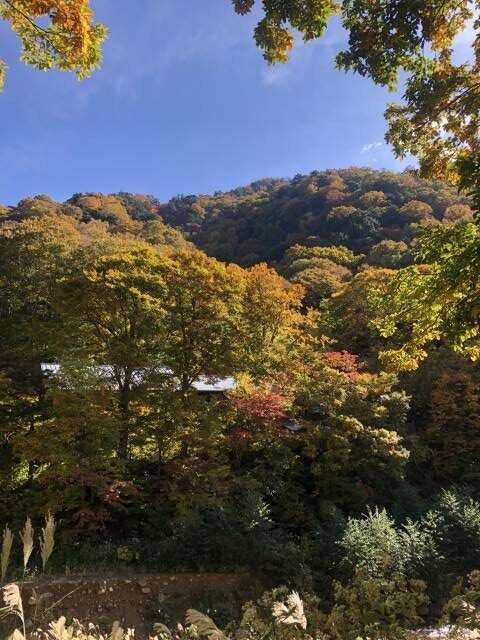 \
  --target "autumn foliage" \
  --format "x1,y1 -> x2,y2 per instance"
231,392 -> 289,425
0,0 -> 107,90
